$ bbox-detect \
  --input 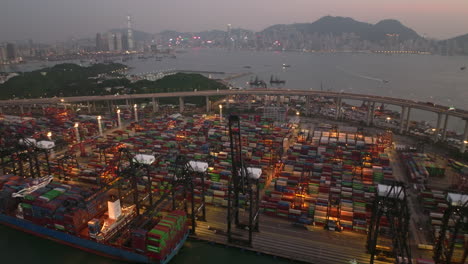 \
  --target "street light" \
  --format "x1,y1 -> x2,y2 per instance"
97,116 -> 103,136
219,104 -> 223,122
47,132 -> 52,141
116,109 -> 122,129
296,111 -> 300,116
74,122 -> 80,142
134,104 -> 138,122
